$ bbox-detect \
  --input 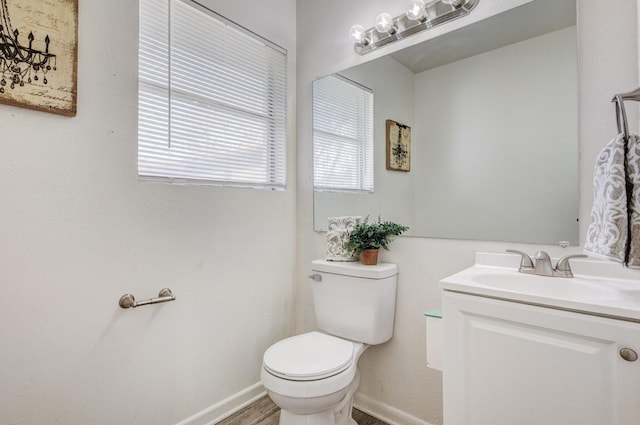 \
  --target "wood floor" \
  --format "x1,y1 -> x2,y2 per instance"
217,395 -> 389,425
